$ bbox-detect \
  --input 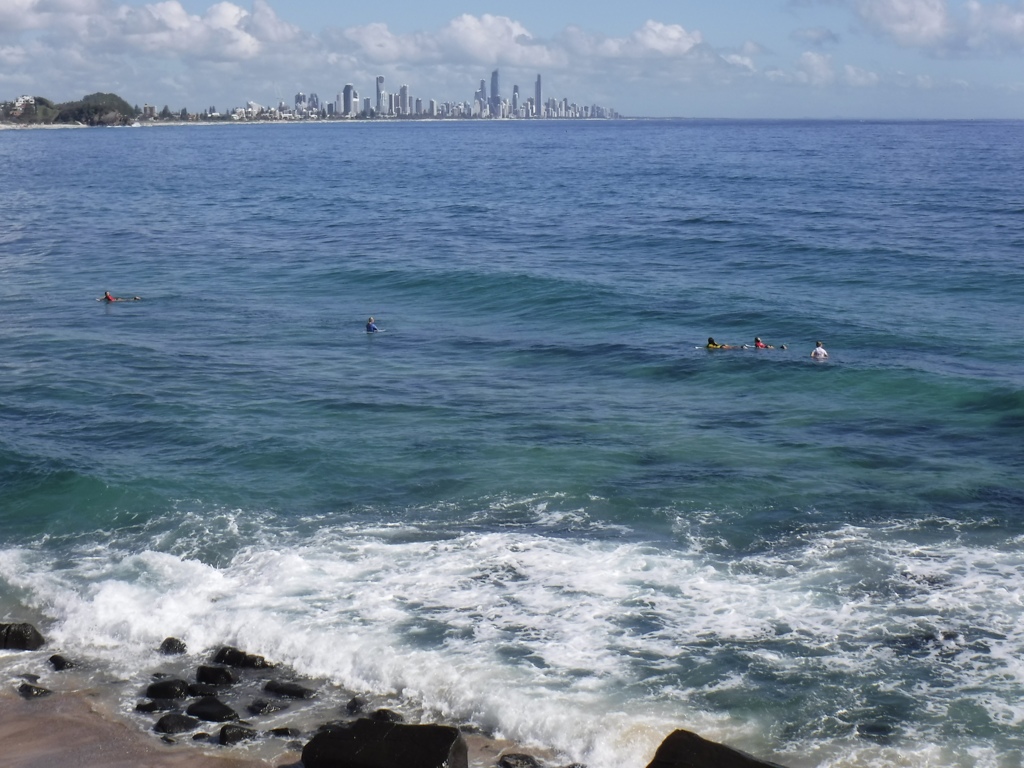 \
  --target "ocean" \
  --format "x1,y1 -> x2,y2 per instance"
1,118 -> 1022,768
